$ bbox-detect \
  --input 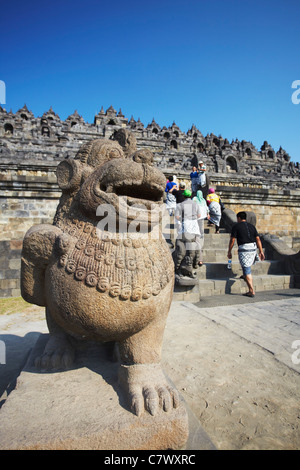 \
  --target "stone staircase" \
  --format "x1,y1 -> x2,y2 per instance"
166,220 -> 296,302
